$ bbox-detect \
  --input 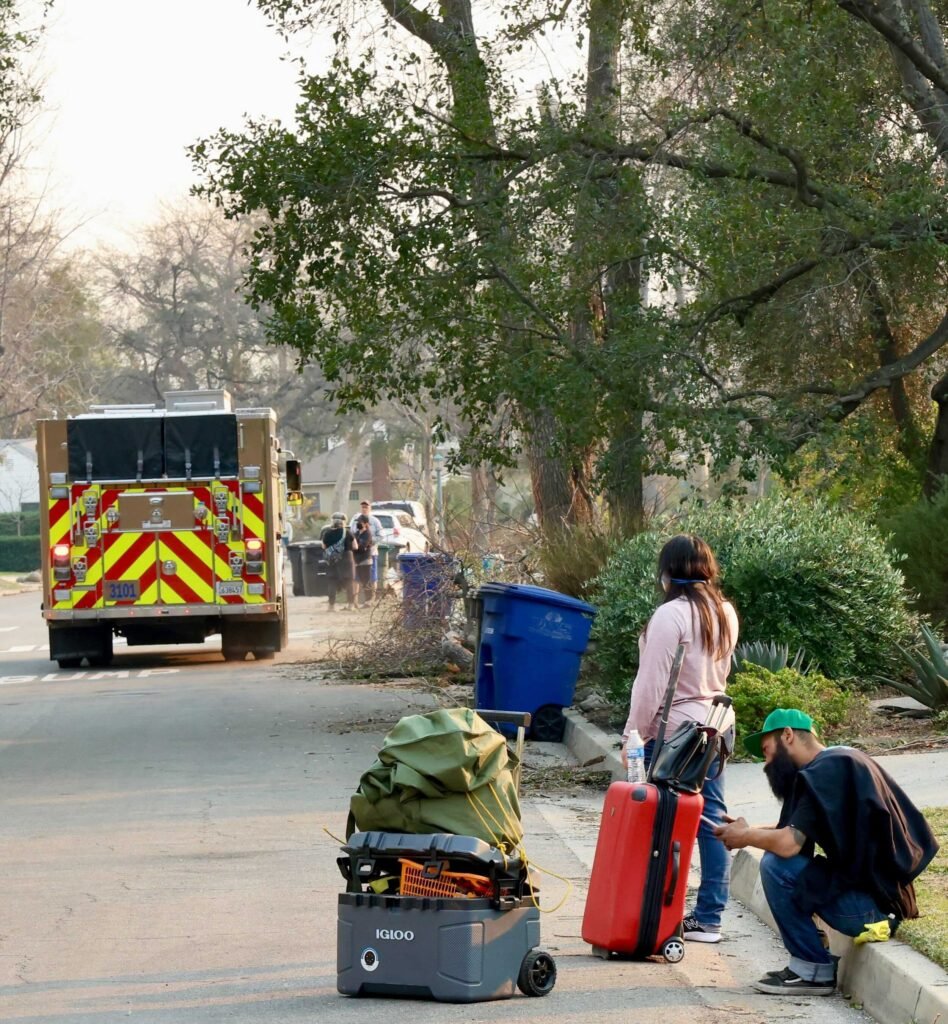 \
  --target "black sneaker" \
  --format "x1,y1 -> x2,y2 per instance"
682,912 -> 722,943
752,967 -> 835,996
